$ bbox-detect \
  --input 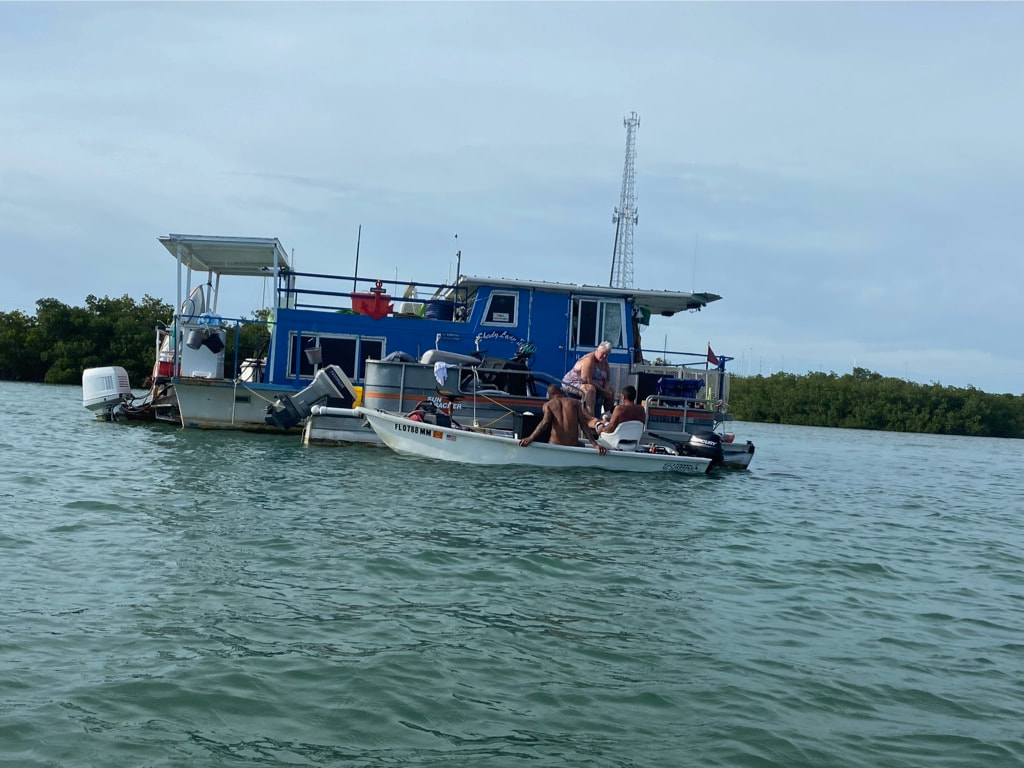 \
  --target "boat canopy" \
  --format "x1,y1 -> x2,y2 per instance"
458,275 -> 721,316
158,234 -> 290,277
